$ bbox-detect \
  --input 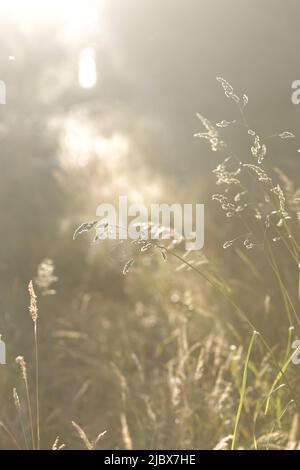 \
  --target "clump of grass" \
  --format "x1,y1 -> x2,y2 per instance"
1,278 -> 107,450
2,79 -> 300,450
74,77 -> 300,449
